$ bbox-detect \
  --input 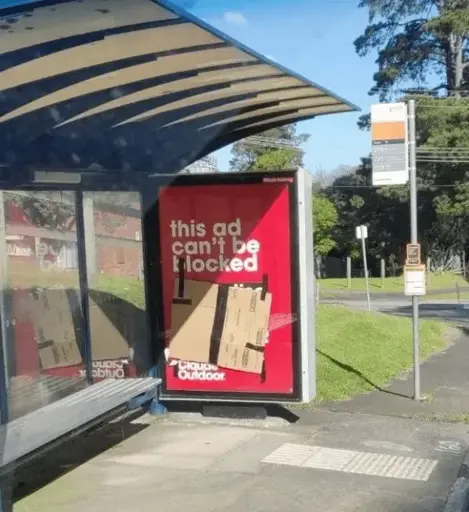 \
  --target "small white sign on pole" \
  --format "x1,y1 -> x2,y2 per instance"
404,265 -> 426,296
355,225 -> 368,239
